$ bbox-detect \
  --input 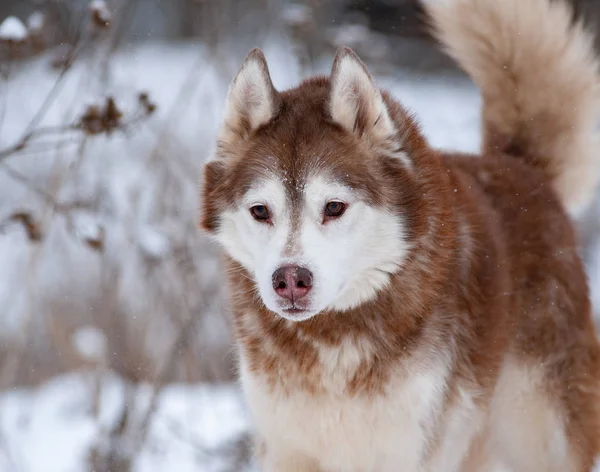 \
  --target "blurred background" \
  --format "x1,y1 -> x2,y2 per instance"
0,0 -> 599,471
